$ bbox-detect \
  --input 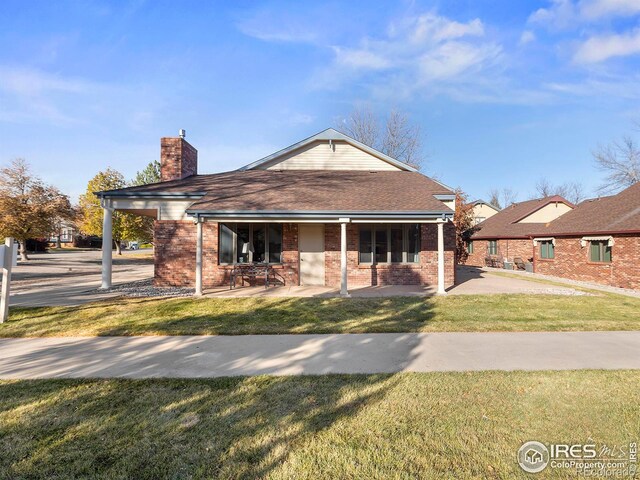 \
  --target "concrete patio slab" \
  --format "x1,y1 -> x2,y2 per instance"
1,331 -> 638,379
